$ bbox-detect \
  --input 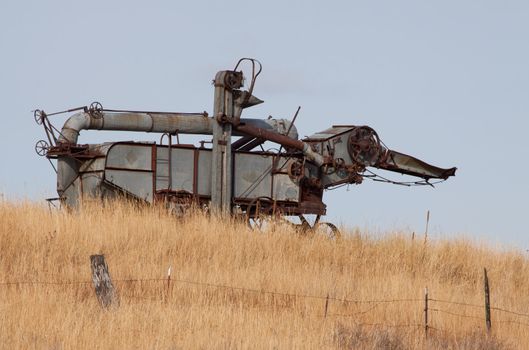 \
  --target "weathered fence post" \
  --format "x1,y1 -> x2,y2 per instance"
164,265 -> 172,304
324,294 -> 330,318
167,265 -> 172,290
424,210 -> 430,245
90,255 -> 119,309
424,287 -> 429,339
484,268 -> 491,332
